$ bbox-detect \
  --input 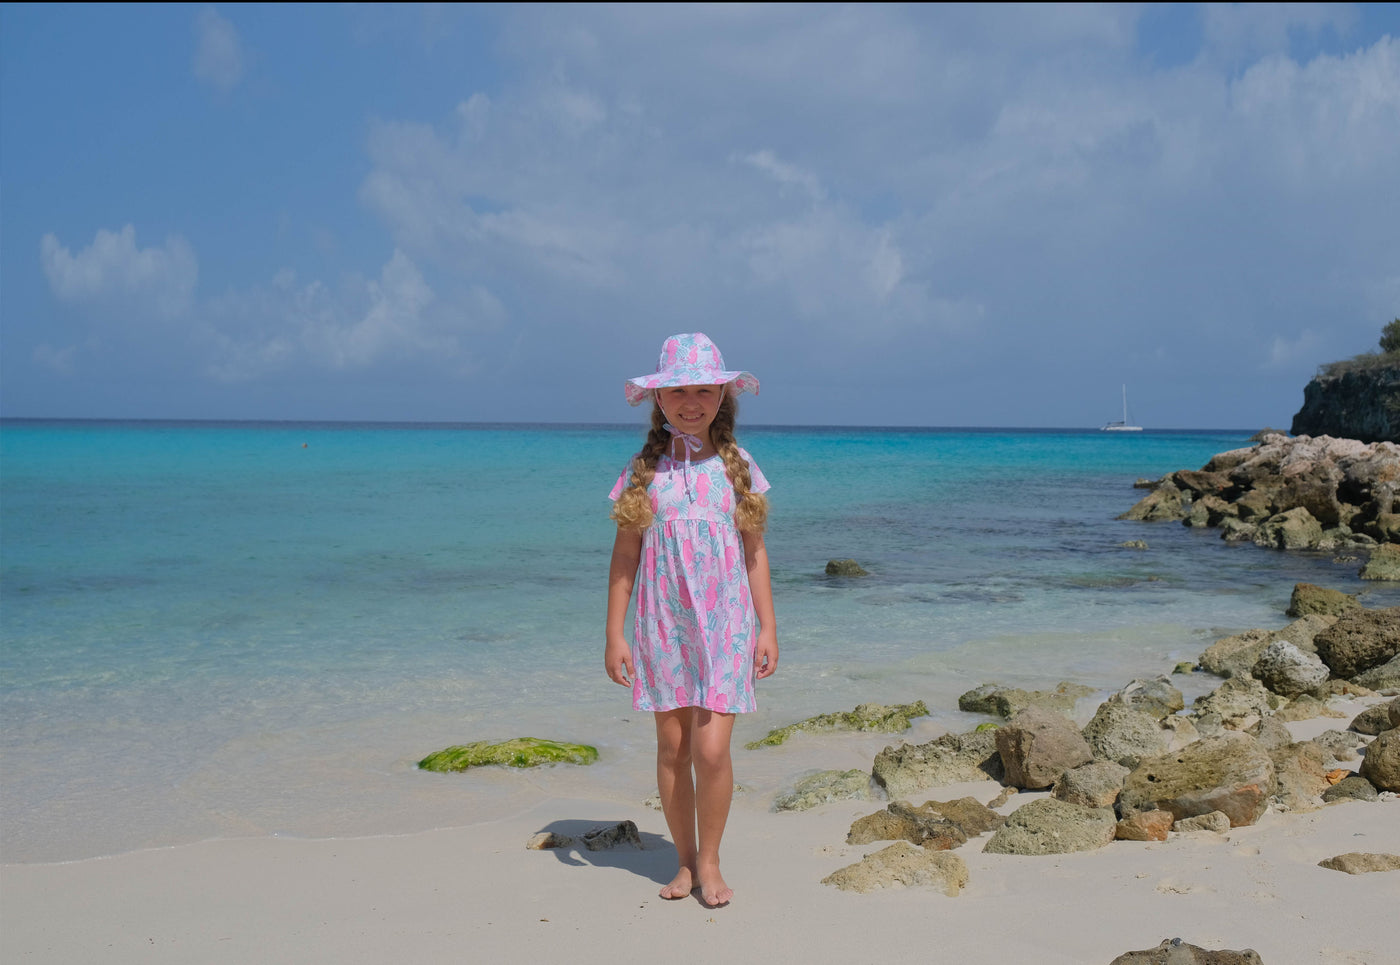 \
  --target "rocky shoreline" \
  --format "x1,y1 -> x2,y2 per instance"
1118,432 -> 1400,578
